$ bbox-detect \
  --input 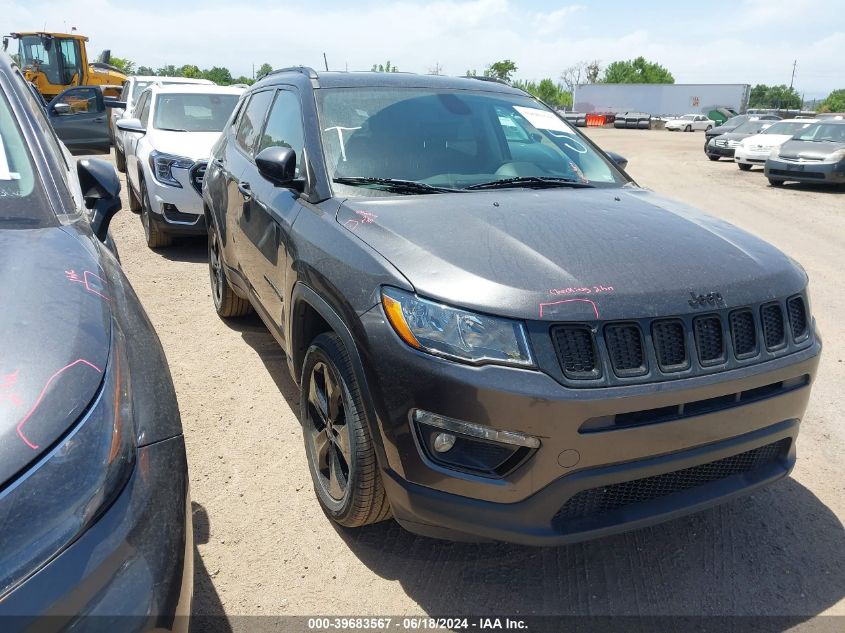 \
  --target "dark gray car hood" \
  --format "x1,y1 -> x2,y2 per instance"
777,139 -> 845,161
0,228 -> 111,487
337,187 -> 806,321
